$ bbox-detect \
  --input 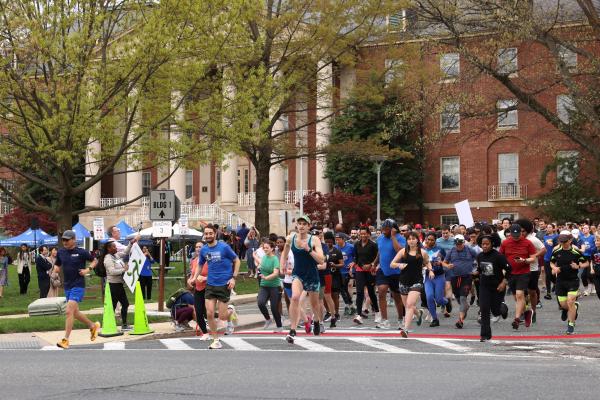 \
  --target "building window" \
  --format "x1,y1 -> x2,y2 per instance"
384,59 -> 403,86
216,169 -> 221,197
441,156 -> 460,191
185,170 -> 193,200
440,53 -> 460,80
557,94 -> 575,124
244,168 -> 249,193
441,103 -> 460,132
283,166 -> 289,192
558,45 -> 577,71
142,171 -> 151,196
497,99 -> 518,128
497,48 -> 518,75
498,152 -> 519,186
441,215 -> 459,225
388,9 -> 407,31
556,150 -> 579,184
498,212 -> 518,221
